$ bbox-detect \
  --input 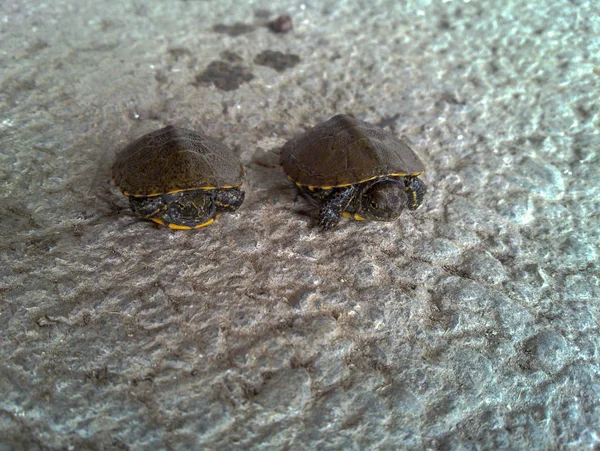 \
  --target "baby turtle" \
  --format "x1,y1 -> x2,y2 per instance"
280,114 -> 427,230
112,125 -> 245,230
